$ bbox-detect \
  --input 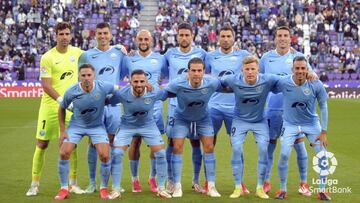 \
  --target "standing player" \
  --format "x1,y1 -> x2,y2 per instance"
164,22 -> 207,193
205,25 -> 250,194
121,29 -> 167,193
26,22 -> 84,196
260,26 -> 314,195
55,64 -> 117,200
275,56 -> 330,200
78,22 -> 125,193
166,58 -> 221,198
109,70 -> 172,199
